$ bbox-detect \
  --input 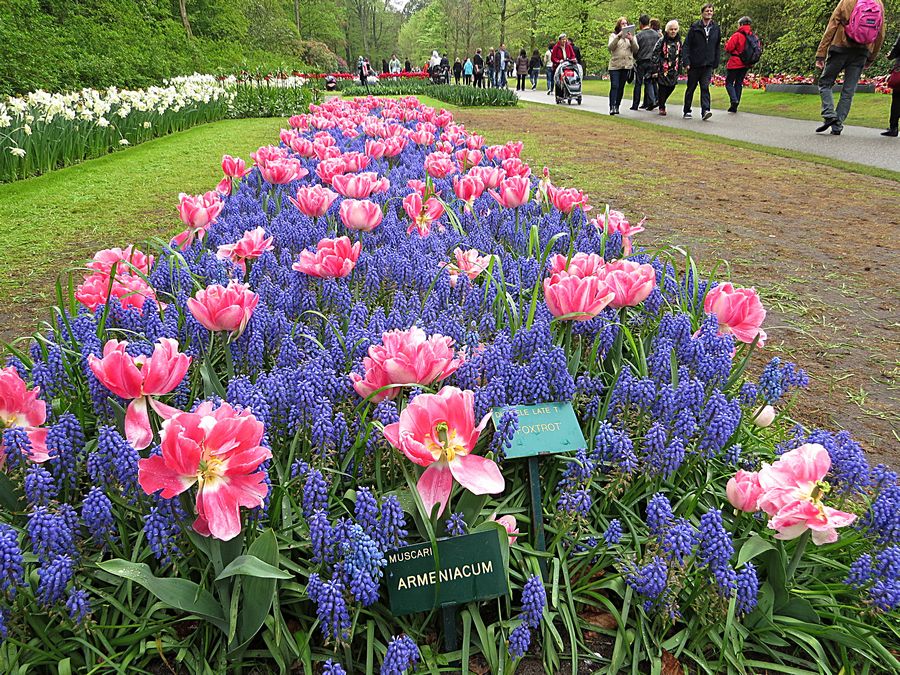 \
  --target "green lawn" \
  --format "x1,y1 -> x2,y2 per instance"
0,117 -> 284,327
580,79 -> 890,129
